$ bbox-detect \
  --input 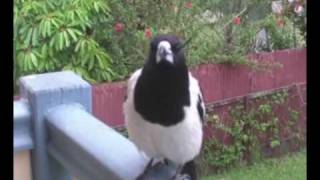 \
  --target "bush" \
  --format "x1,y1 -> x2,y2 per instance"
14,0 -> 306,93
14,0 -> 116,84
259,14 -> 305,50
